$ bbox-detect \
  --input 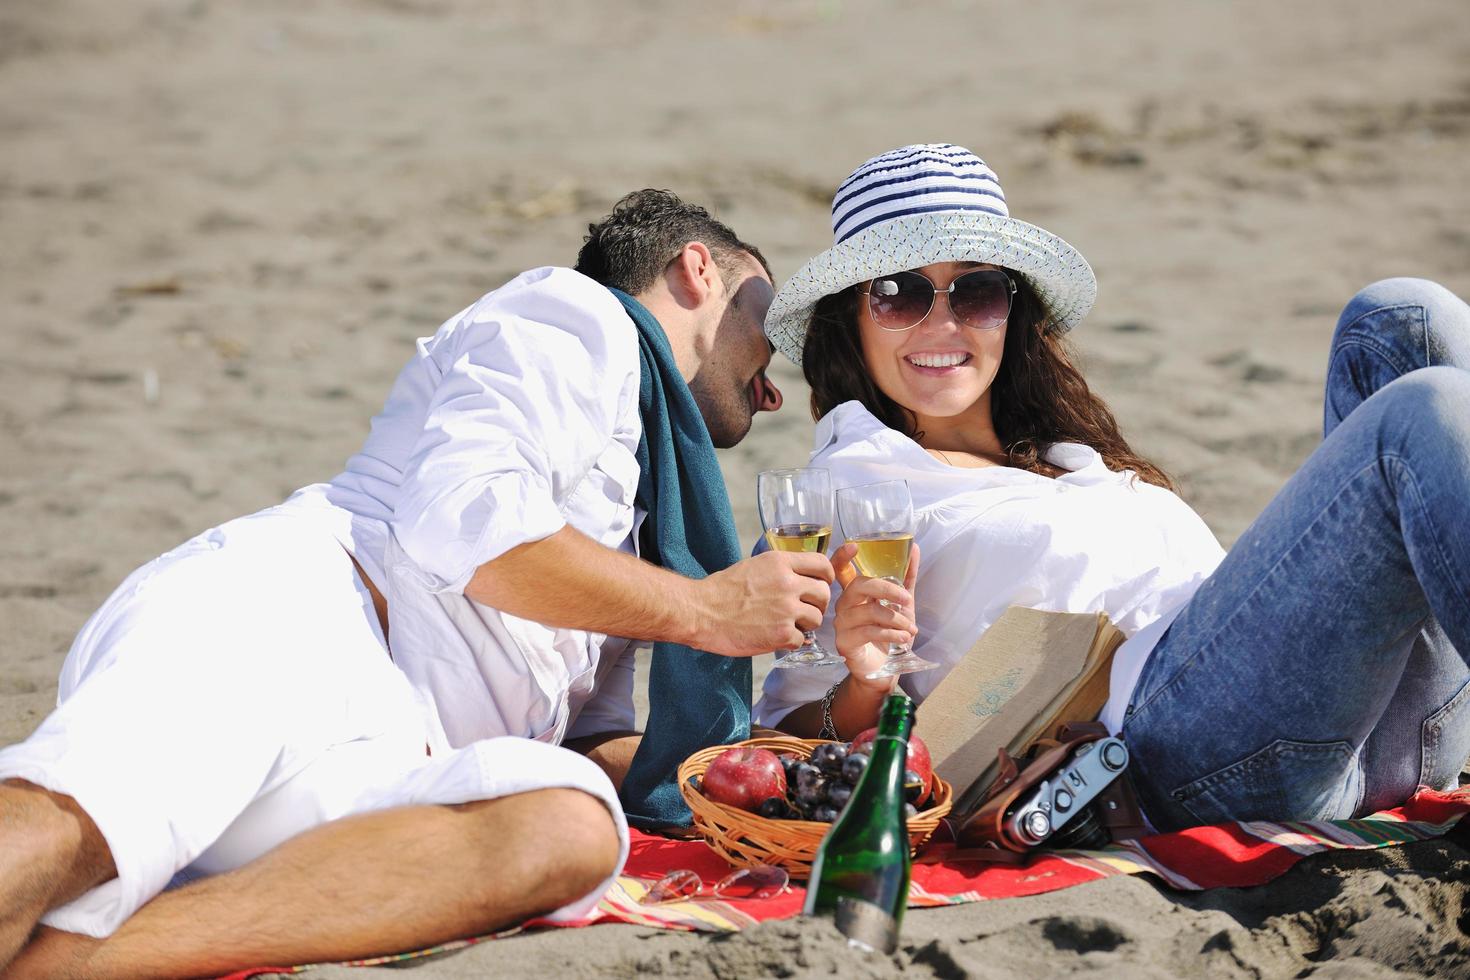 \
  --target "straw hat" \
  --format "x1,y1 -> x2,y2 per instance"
765,143 -> 1097,367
